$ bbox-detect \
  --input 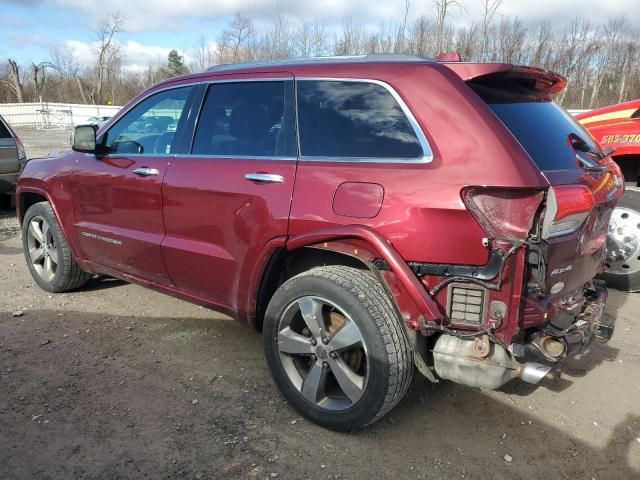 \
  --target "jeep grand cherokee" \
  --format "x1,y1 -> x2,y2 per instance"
16,54 -> 622,431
